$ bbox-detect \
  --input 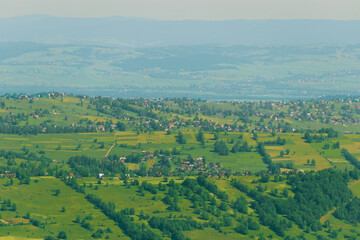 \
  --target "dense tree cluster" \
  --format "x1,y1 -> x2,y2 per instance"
304,132 -> 326,143
195,130 -> 205,145
334,197 -> 360,224
263,136 -> 286,146
318,128 -> 339,138
140,181 -> 158,194
65,177 -> 85,194
86,193 -> 162,240
1,199 -> 16,211
148,216 -> 203,240
213,140 -> 229,155
256,142 -> 280,174
342,148 -> 360,170
334,197 -> 360,223
181,178 -> 228,220
0,121 -> 97,135
67,155 -> 127,177
197,176 -> 228,201
176,131 -> 187,144
231,141 -> 251,153
232,168 -> 355,236
0,149 -> 54,182
235,216 -> 260,235
231,197 -> 248,214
